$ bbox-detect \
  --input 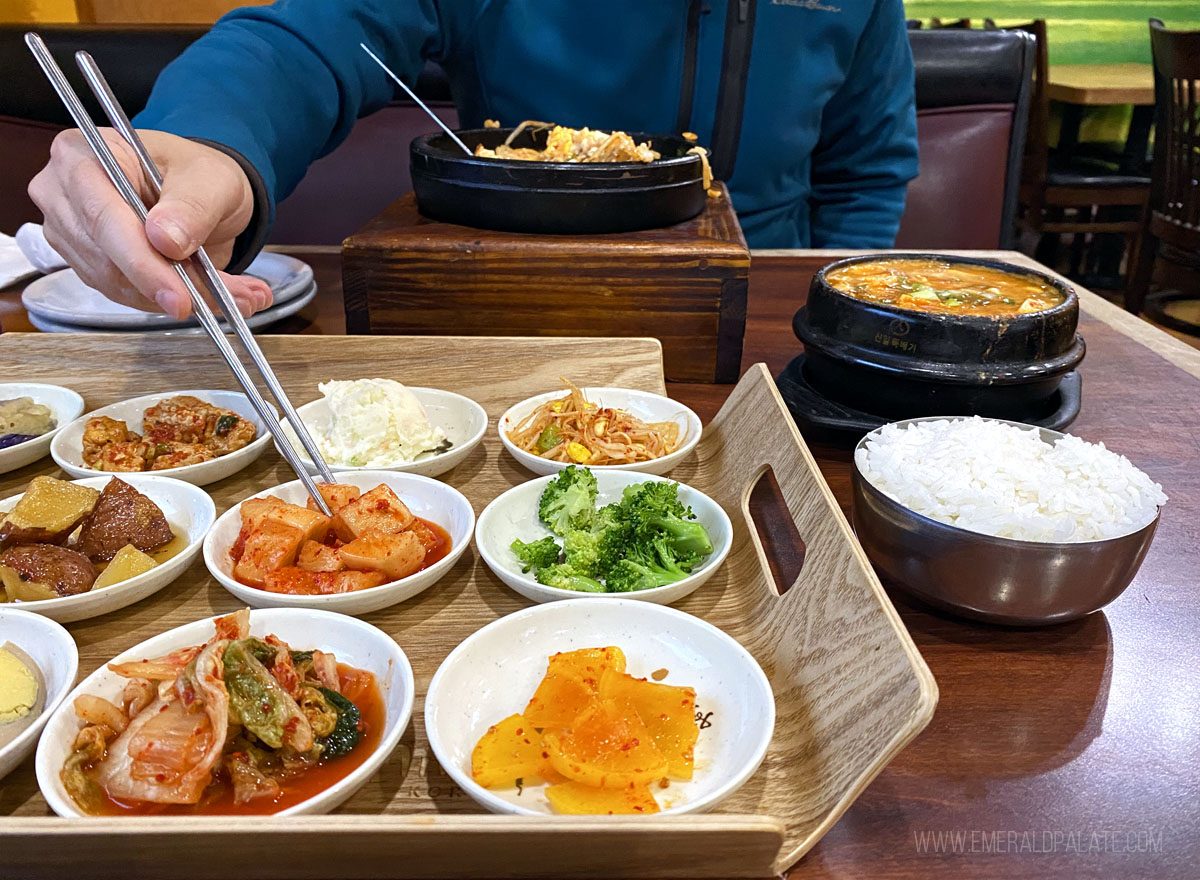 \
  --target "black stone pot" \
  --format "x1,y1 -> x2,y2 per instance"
410,128 -> 706,234
792,254 -> 1086,419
